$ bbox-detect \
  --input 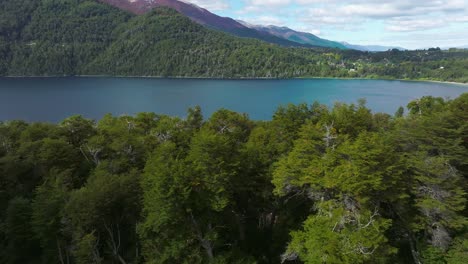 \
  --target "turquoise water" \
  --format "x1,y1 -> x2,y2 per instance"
0,77 -> 467,122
